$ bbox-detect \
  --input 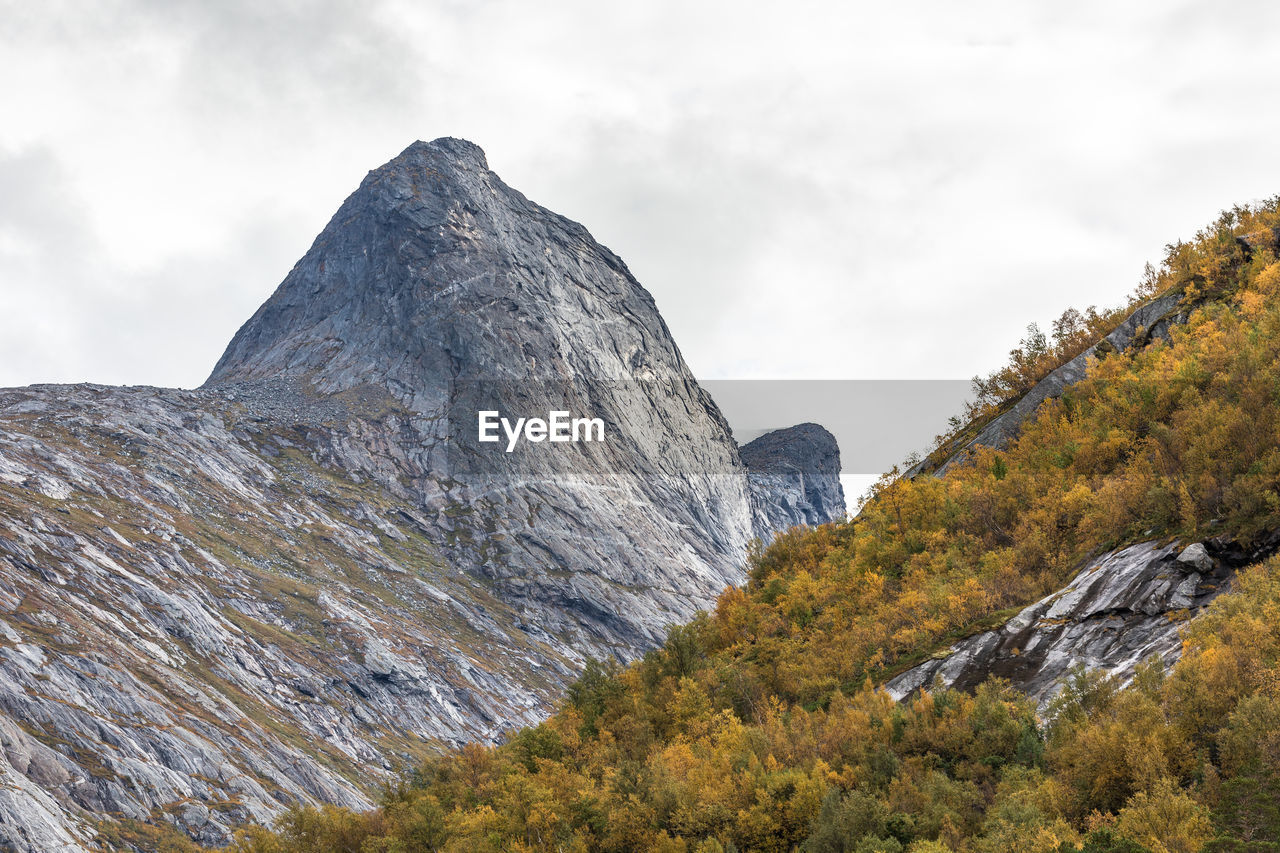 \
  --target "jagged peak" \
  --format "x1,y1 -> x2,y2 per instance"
204,137 -> 682,400
740,422 -> 841,474
395,137 -> 490,171
345,137 -> 495,213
